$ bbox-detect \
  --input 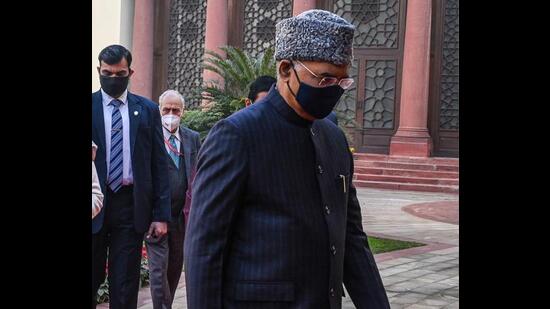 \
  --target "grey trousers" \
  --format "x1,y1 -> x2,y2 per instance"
145,219 -> 185,309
